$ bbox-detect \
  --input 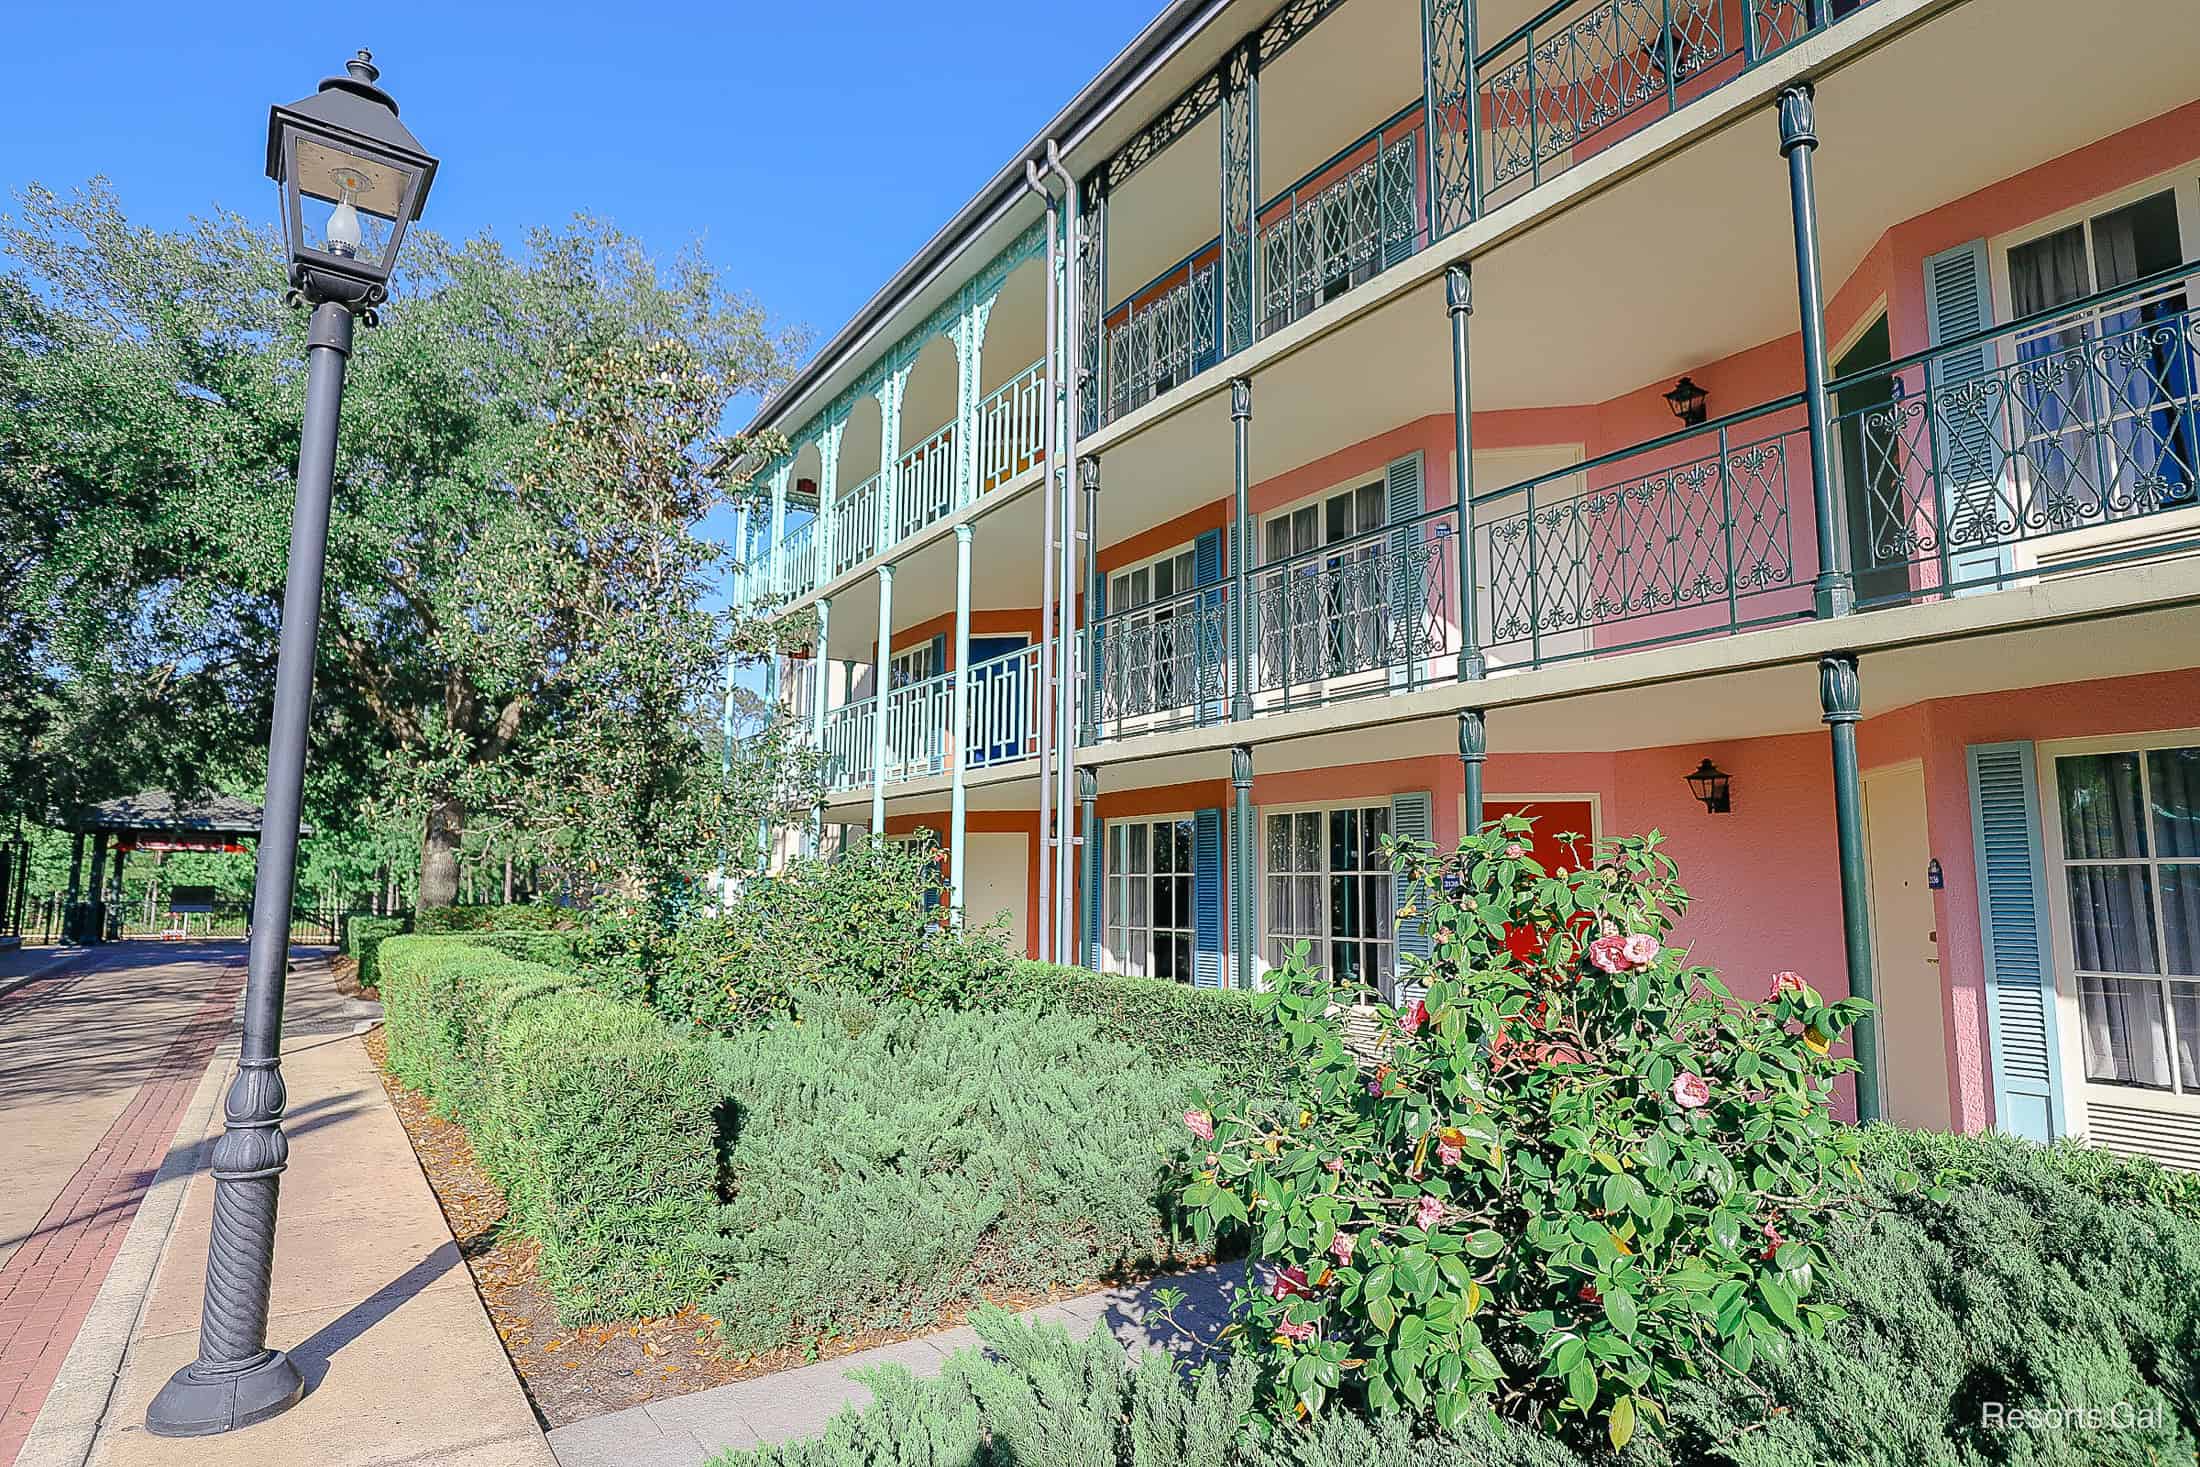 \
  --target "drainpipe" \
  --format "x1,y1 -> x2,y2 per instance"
1045,140 -> 1081,963
1025,158 -> 1063,963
